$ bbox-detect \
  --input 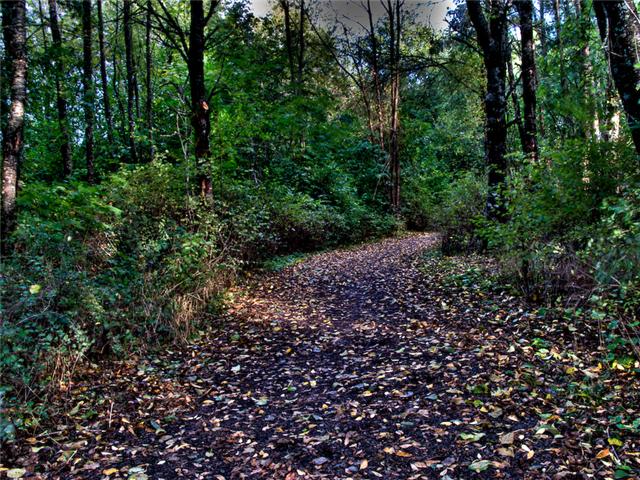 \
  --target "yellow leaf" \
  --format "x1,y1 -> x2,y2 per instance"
7,469 -> 26,479
359,459 -> 368,470
103,468 -> 119,475
396,450 -> 412,457
497,447 -> 514,457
